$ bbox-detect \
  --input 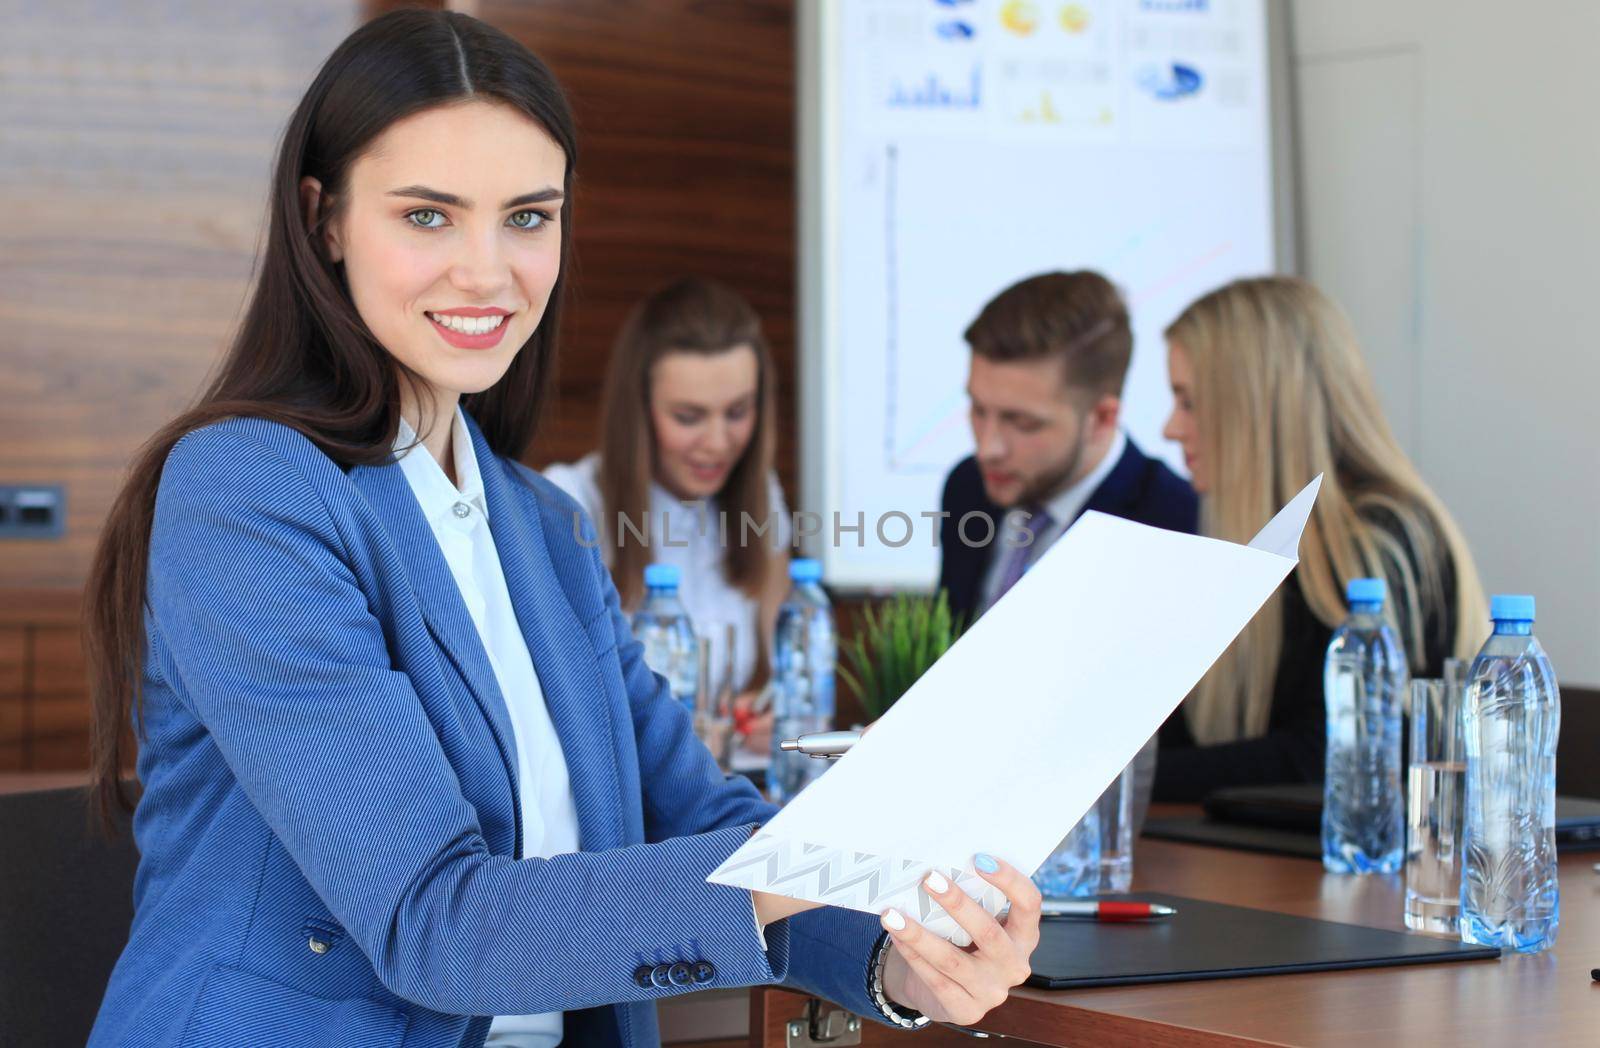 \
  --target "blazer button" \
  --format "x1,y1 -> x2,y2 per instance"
308,936 -> 330,955
667,962 -> 692,987
633,965 -> 655,988
649,963 -> 673,988
691,961 -> 716,984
